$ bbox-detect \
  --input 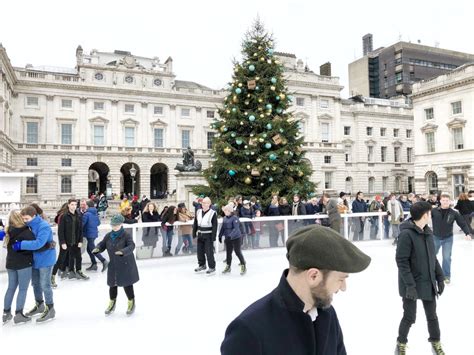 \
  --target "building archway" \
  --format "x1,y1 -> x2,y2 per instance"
120,163 -> 140,197
150,163 -> 168,199
425,171 -> 438,194
89,162 -> 110,197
